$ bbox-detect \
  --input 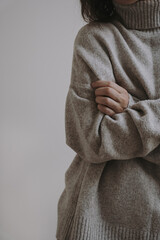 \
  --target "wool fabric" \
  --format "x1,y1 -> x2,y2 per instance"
56,0 -> 160,239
